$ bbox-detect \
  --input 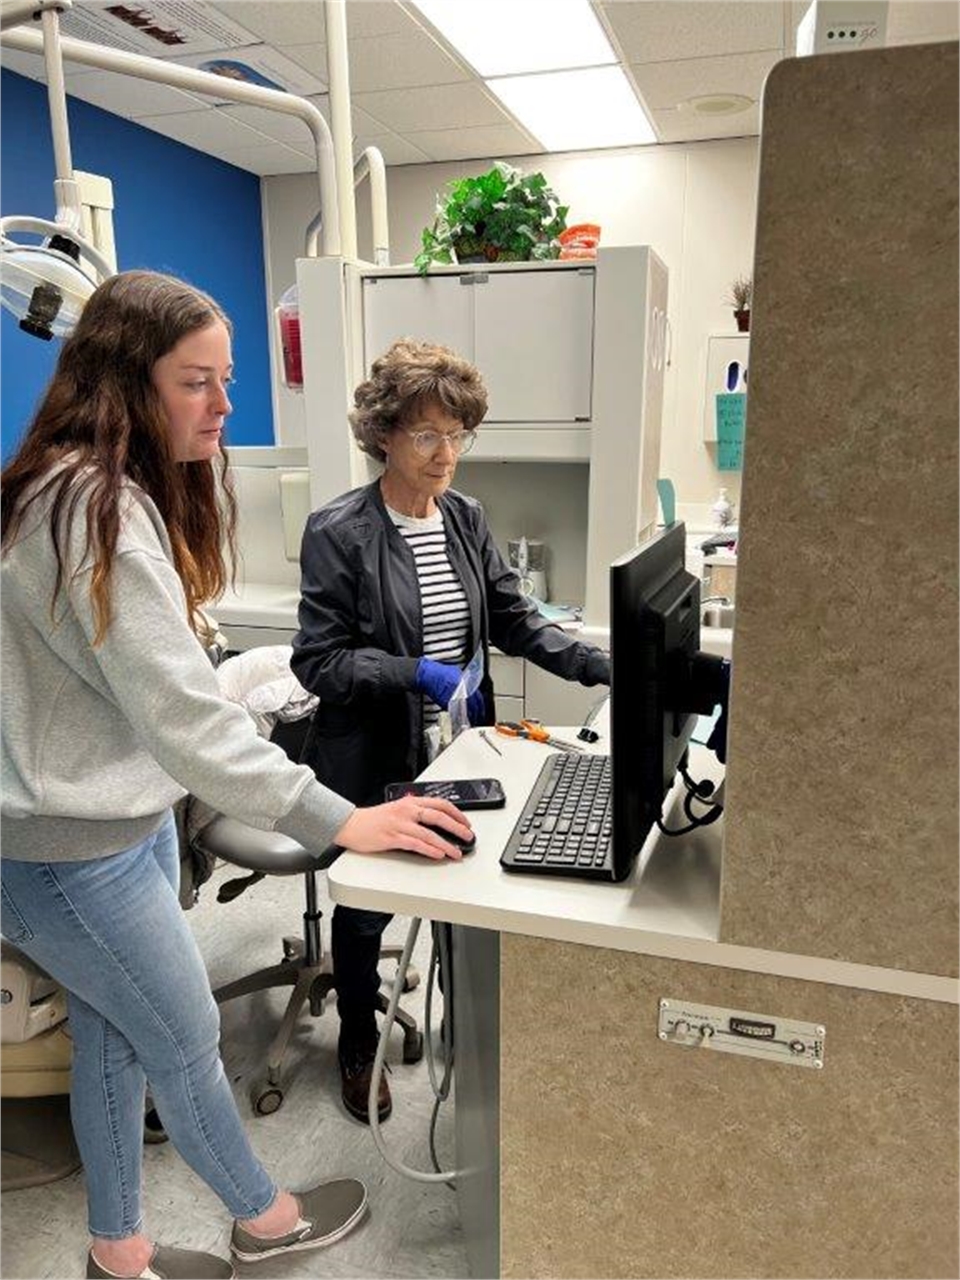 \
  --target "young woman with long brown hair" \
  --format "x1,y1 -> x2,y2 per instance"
0,271 -> 472,1280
